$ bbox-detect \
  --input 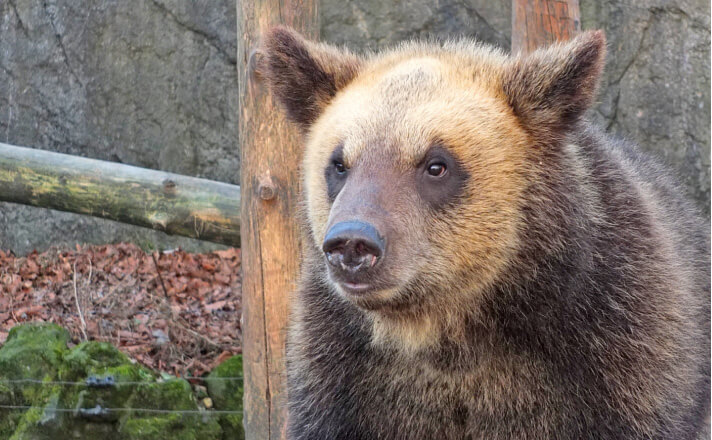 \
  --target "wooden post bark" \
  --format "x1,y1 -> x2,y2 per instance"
237,2 -> 318,439
512,0 -> 581,54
